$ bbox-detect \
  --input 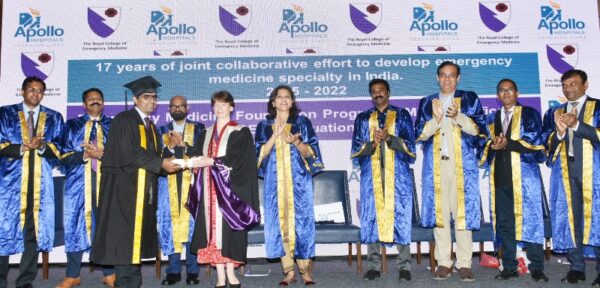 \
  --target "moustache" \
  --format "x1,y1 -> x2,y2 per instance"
90,102 -> 101,106
373,96 -> 384,100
